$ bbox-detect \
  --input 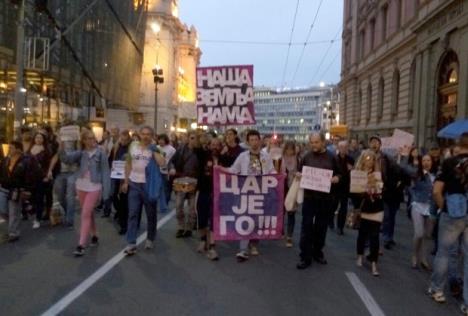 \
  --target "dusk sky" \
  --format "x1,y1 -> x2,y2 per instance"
179,0 -> 343,89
